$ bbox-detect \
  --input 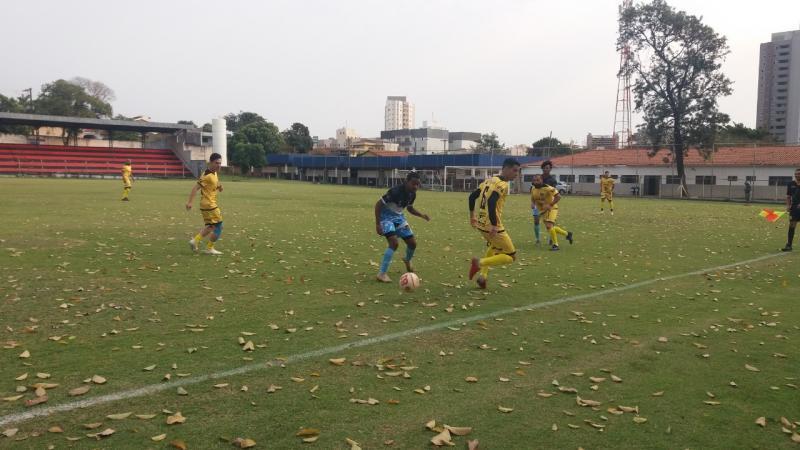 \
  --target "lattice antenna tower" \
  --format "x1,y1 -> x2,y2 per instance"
613,0 -> 634,148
